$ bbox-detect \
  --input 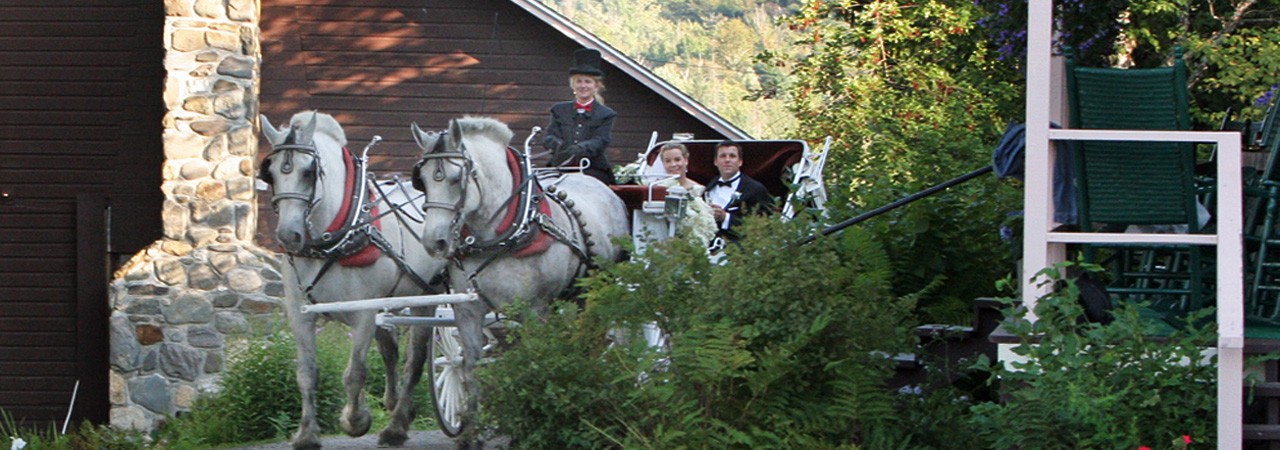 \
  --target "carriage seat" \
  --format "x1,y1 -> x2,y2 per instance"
610,184 -> 669,212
